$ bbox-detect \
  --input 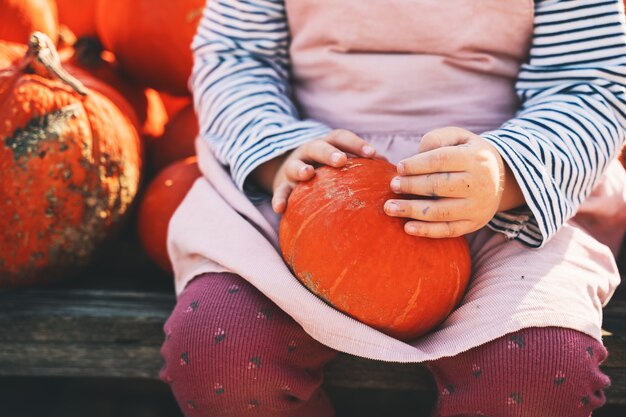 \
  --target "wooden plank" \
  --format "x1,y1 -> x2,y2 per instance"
0,288 -> 625,405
